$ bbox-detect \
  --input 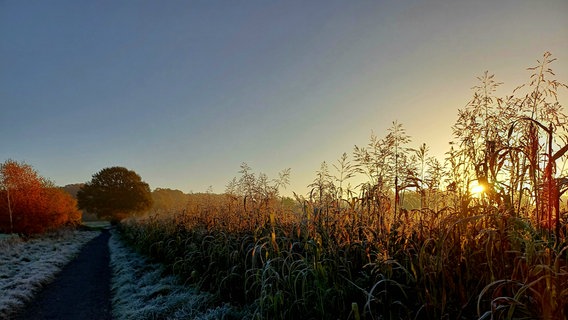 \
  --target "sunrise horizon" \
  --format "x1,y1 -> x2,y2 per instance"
2,0 -> 567,197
